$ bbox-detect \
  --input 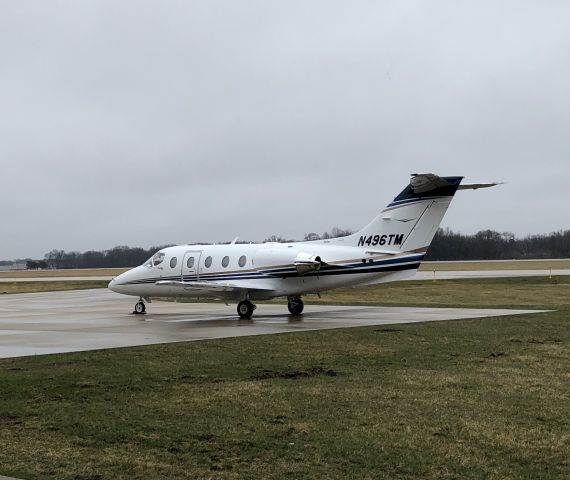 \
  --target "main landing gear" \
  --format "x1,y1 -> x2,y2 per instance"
237,300 -> 256,319
133,297 -> 146,314
237,297 -> 304,319
287,296 -> 304,315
